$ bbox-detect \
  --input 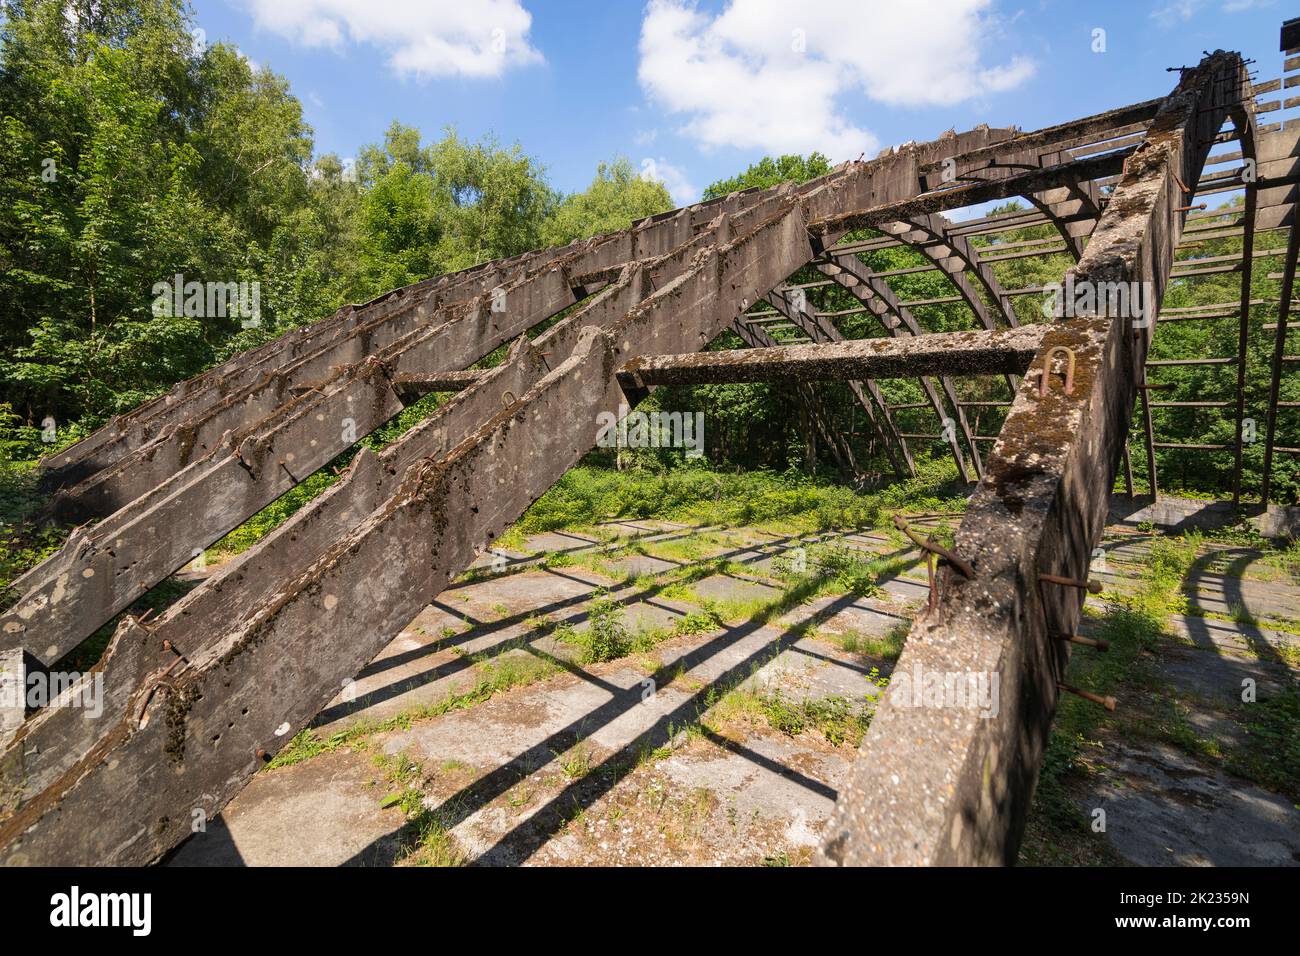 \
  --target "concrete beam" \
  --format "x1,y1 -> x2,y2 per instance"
756,287 -> 913,477
731,317 -> 871,480
816,50 -> 1249,866
617,326 -> 1048,387
820,255 -> 983,479
1,193 -> 798,665
810,147 -> 1133,240
2,119 -> 1044,666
